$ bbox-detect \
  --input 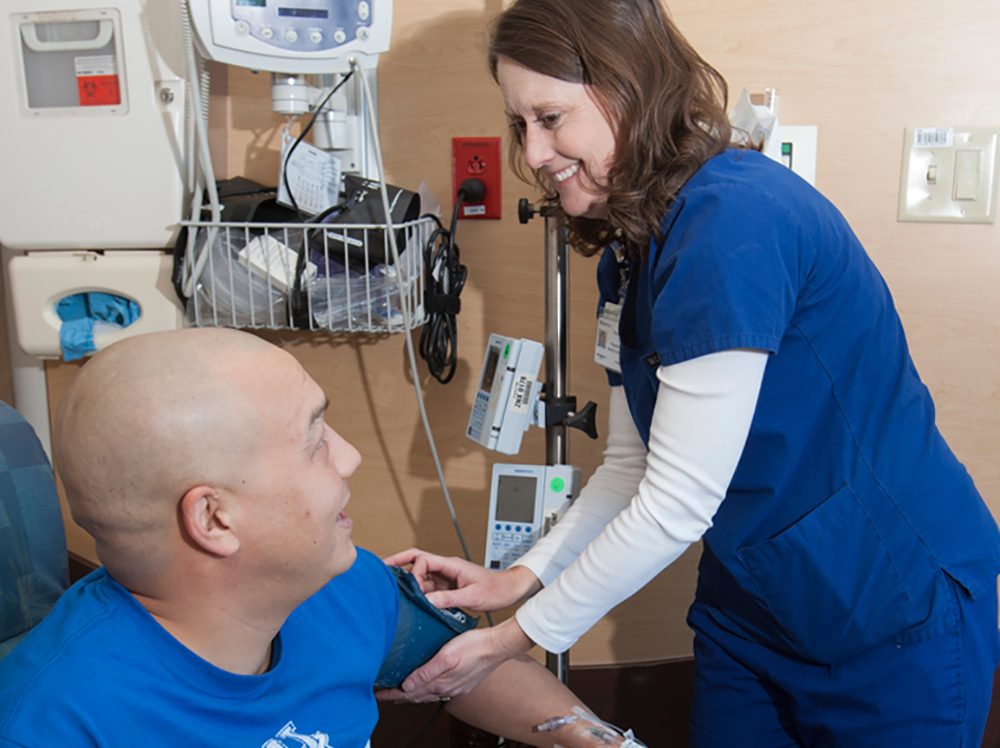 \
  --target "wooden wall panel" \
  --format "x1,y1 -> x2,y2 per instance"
39,0 -> 1000,666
